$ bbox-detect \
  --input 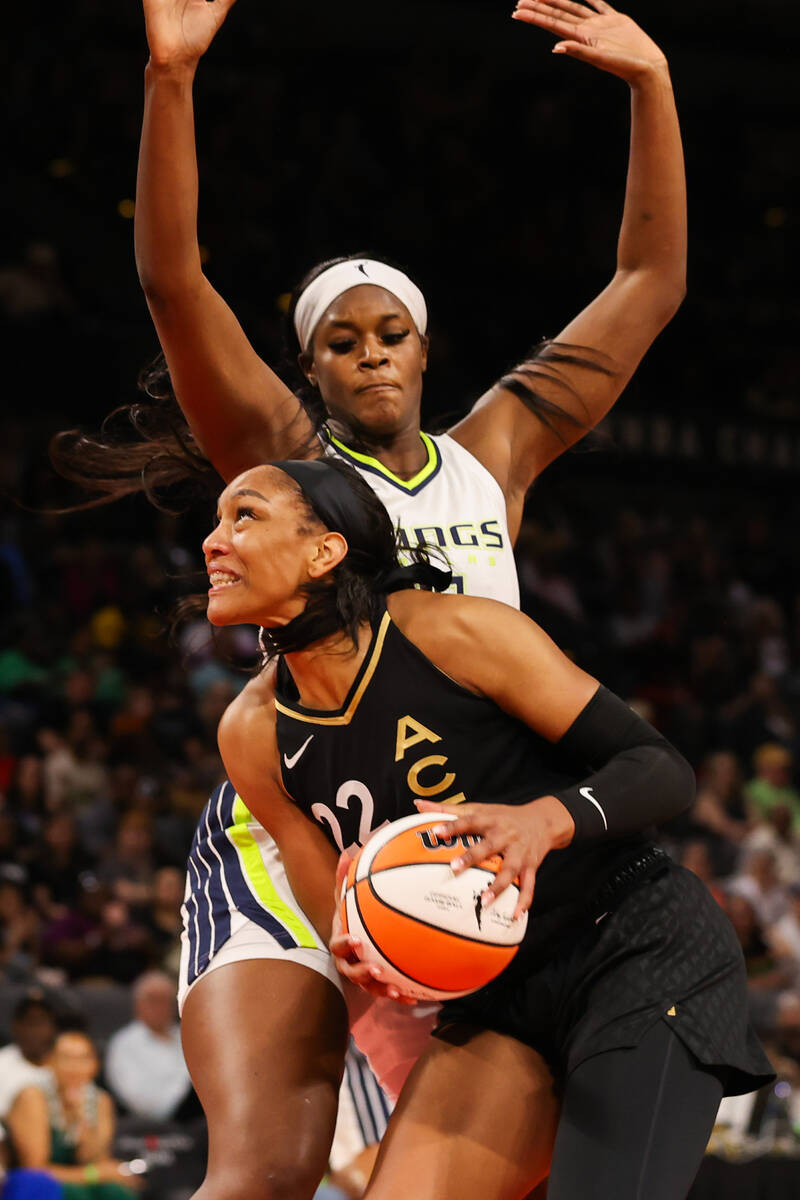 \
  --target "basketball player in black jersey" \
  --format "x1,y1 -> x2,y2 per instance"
205,457 -> 772,1200
51,2 -> 691,1194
